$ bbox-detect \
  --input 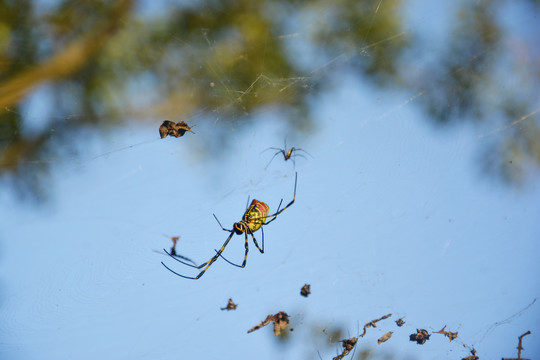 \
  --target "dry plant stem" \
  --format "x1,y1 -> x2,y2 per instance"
501,330 -> 531,360
247,312 -> 289,336
360,313 -> 392,337
517,331 -> 531,359
248,315 -> 273,333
